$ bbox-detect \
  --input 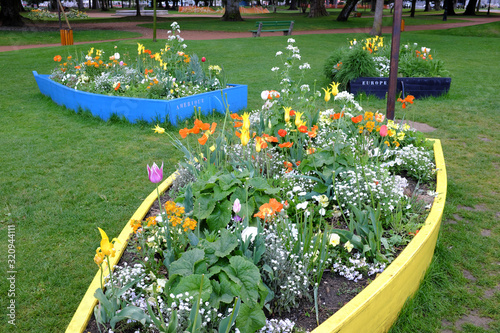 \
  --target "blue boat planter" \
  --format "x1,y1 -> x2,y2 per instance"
349,77 -> 451,99
33,71 -> 248,125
